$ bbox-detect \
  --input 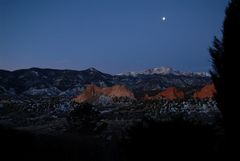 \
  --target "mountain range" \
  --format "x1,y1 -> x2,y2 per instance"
117,67 -> 210,77
0,67 -> 211,98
